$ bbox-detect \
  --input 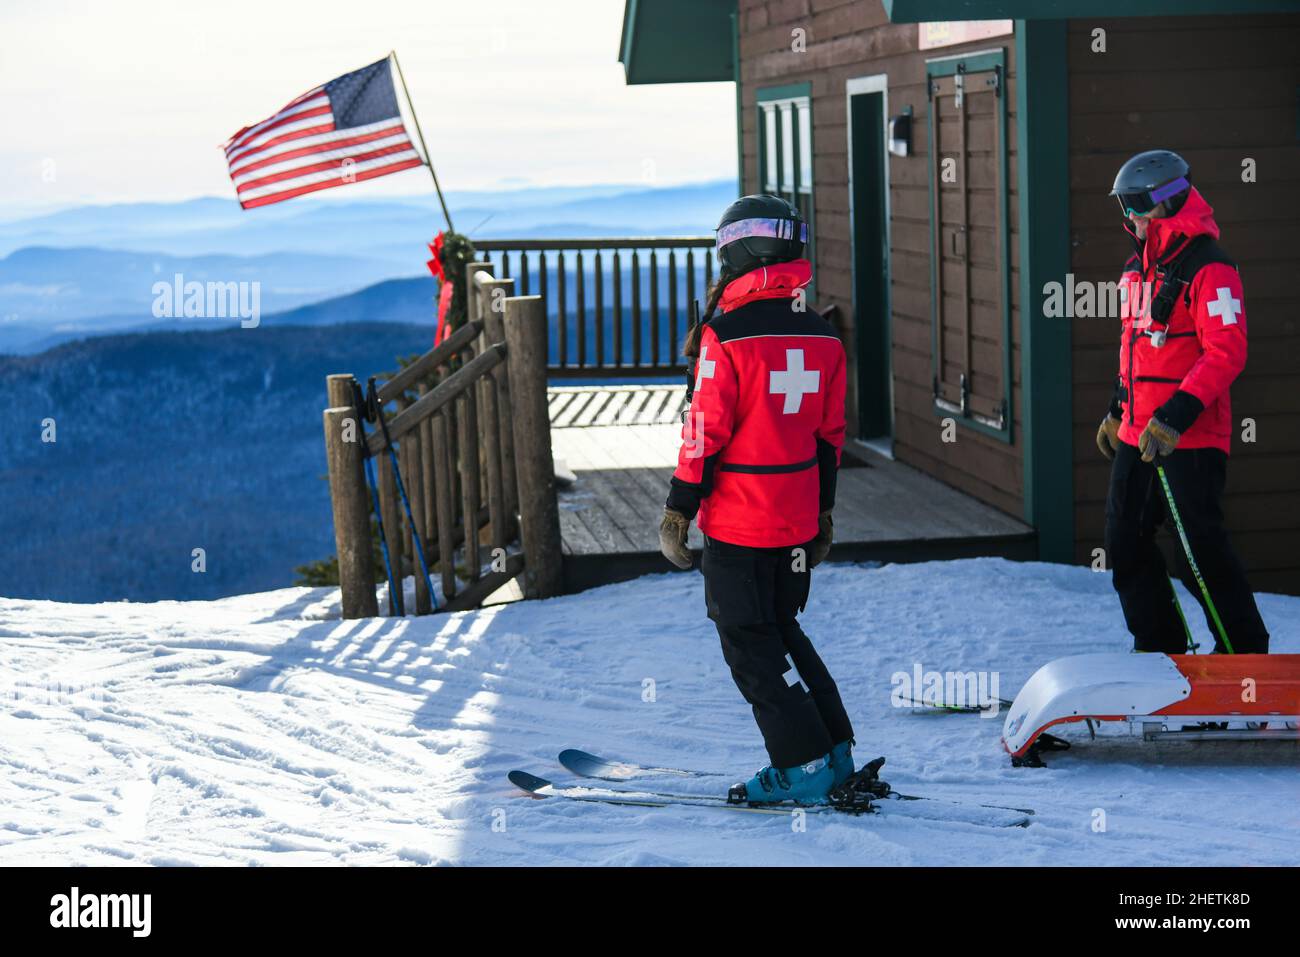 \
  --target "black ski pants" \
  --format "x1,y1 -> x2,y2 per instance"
701,535 -> 854,768
1105,442 -> 1269,654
